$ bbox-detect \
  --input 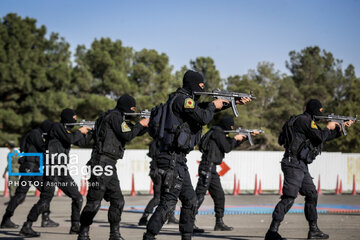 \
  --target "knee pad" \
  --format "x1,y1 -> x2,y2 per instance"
305,191 -> 318,205
280,196 -> 295,212
16,193 -> 27,205
87,200 -> 101,212
110,198 -> 125,211
73,196 -> 83,207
